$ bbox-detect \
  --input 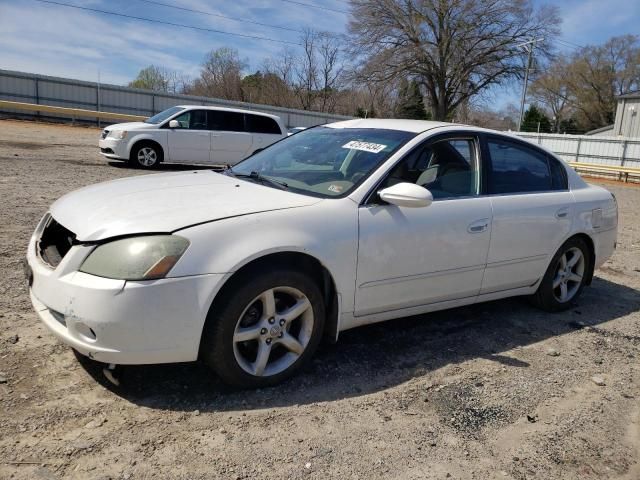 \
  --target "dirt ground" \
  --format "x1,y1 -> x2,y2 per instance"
0,119 -> 639,480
